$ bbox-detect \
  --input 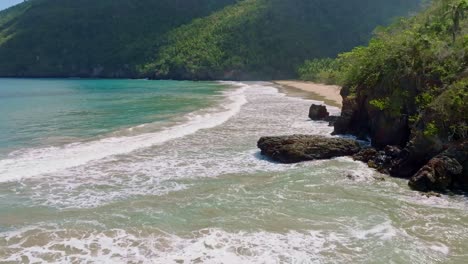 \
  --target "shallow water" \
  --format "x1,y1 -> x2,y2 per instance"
0,80 -> 467,263
0,79 -> 225,156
